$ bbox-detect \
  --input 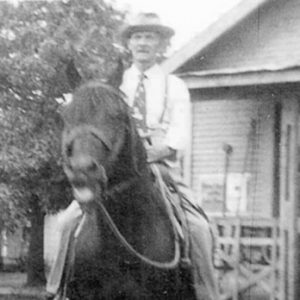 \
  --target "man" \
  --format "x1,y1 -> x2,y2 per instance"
120,12 -> 219,300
